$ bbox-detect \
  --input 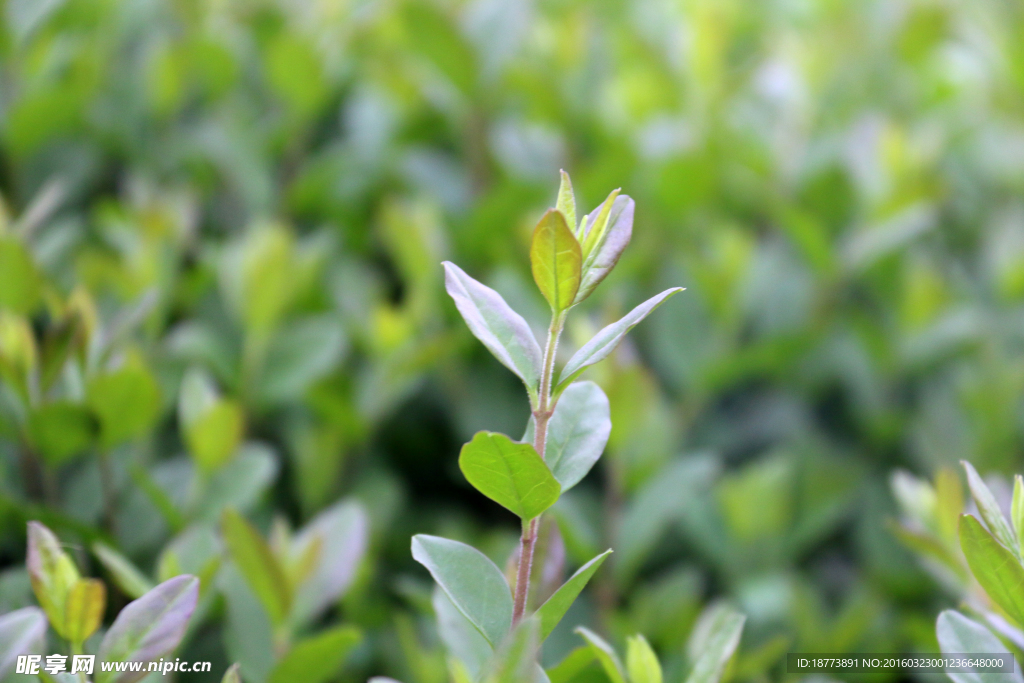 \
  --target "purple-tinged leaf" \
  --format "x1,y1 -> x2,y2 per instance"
573,195 -> 634,305
0,606 -> 47,676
